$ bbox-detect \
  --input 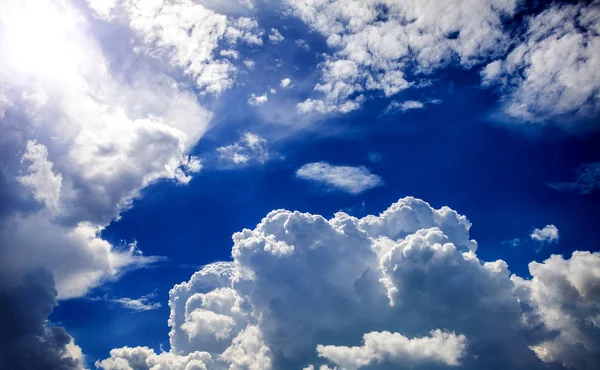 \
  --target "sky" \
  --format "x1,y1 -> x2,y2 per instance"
0,0 -> 599,370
